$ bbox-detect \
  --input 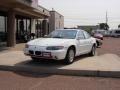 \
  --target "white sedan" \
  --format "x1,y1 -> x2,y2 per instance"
24,29 -> 96,64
